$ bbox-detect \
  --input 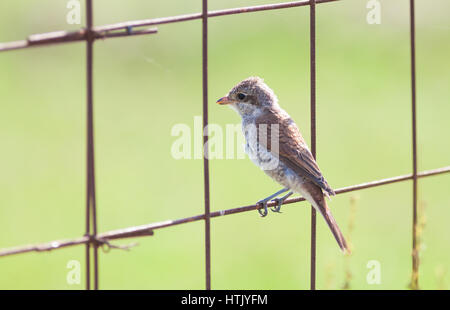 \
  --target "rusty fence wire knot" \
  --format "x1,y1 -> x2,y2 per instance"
96,239 -> 139,253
